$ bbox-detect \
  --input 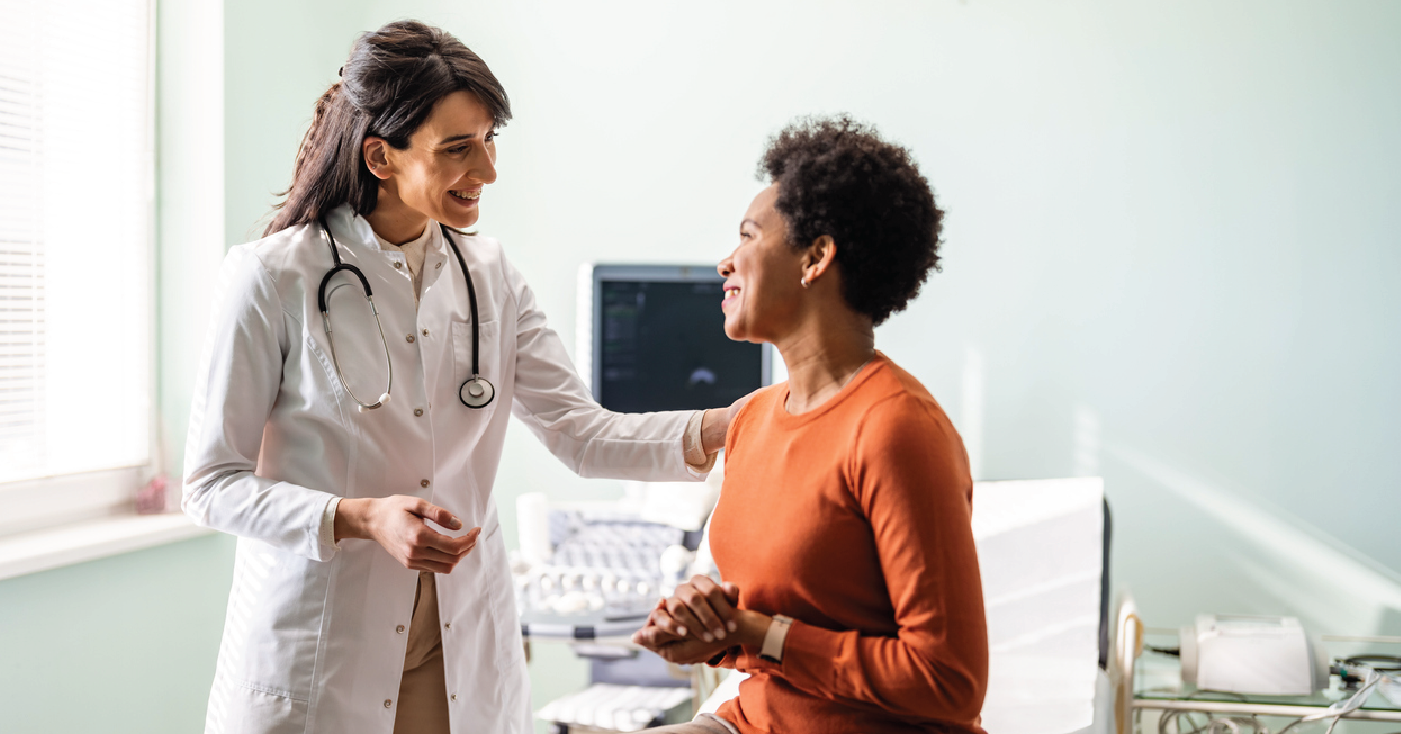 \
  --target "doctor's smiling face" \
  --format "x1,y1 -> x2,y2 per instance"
362,90 -> 498,238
